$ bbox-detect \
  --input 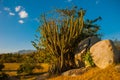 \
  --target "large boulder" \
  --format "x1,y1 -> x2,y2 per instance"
74,36 -> 100,67
90,40 -> 120,69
